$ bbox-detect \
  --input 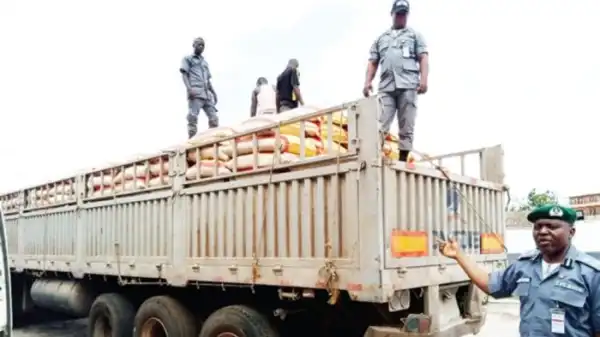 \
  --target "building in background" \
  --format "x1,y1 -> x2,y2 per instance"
569,192 -> 600,219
